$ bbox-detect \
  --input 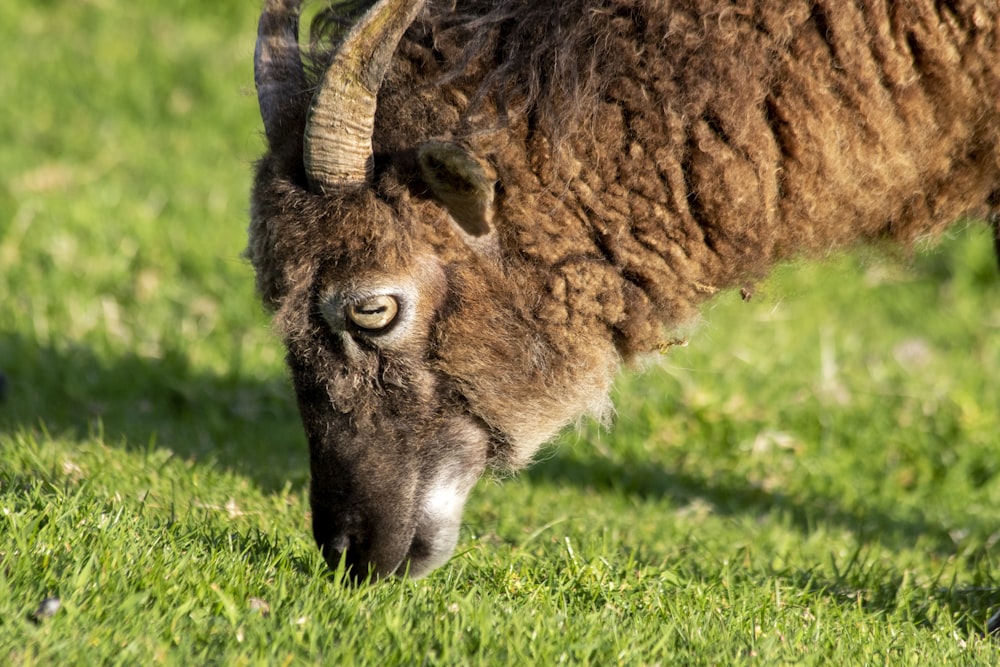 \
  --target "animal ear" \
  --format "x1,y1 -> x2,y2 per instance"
418,141 -> 496,237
